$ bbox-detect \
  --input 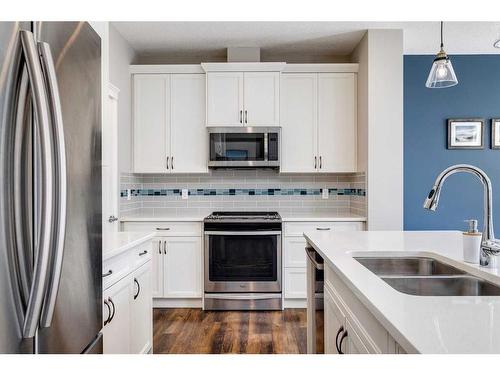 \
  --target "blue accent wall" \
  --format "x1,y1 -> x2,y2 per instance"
404,55 -> 500,232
